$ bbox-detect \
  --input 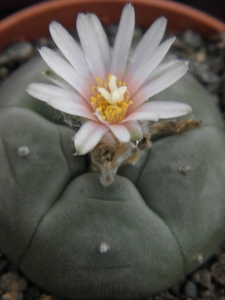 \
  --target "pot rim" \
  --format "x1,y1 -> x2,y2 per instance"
0,0 -> 225,51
